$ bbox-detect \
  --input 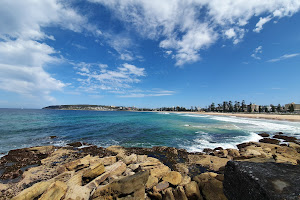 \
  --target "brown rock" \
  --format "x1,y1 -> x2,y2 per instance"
137,155 -> 148,163
64,155 -> 91,171
106,161 -> 127,176
227,149 -> 240,158
98,156 -> 117,166
38,181 -> 67,200
153,181 -> 170,192
123,154 -> 138,165
82,163 -> 105,183
67,141 -> 83,147
258,133 -> 270,137
162,187 -> 175,200
148,191 -> 162,200
214,150 -> 228,158
163,171 -> 182,185
106,145 -> 125,154
259,138 -> 280,145
28,146 -> 55,154
190,155 -> 229,172
184,181 -> 203,200
146,175 -> 159,189
202,178 -> 227,200
64,185 -> 91,200
12,180 -> 54,200
273,135 -> 298,142
149,164 -> 170,178
179,175 -> 191,186
174,163 -> 189,175
173,186 -> 188,200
